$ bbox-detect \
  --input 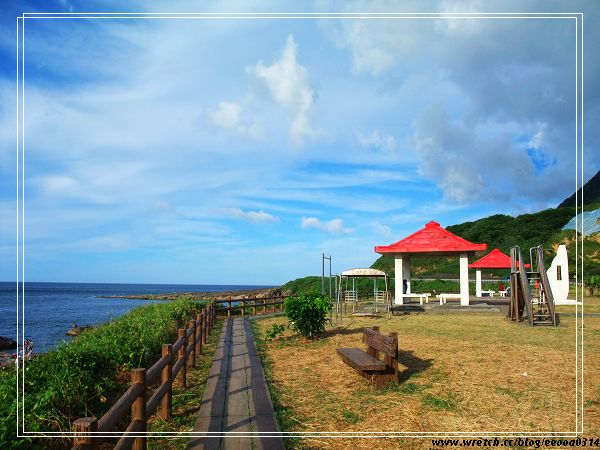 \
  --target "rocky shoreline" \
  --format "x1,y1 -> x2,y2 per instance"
98,287 -> 289,301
